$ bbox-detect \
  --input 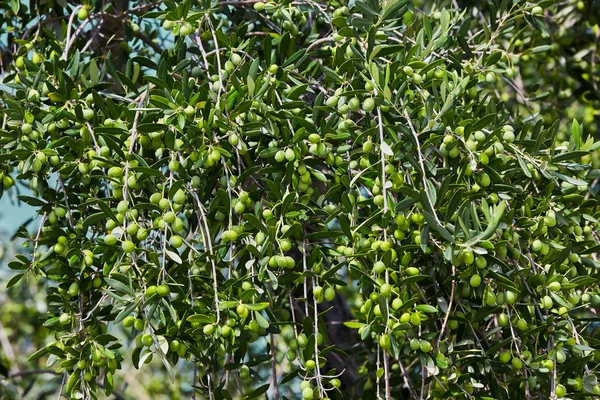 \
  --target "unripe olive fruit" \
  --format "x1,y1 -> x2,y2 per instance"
170,235 -> 183,248
379,334 -> 391,349
236,364 -> 250,380
302,387 -> 314,399
556,348 -> 567,363
392,297 -> 403,310
236,304 -> 247,318
142,333 -> 154,347
475,256 -> 487,268
59,313 -> 71,325
108,166 -> 123,178
137,228 -> 149,241
180,22 -> 194,36
123,316 -> 135,328
134,318 -> 144,331
274,150 -> 285,162
157,284 -> 170,297
163,211 -> 176,224
503,131 -> 515,143
485,290 -> 497,306
541,359 -> 554,370
506,290 -> 517,304
541,295 -> 553,309
150,192 -> 162,204
410,338 -> 420,350
68,282 -> 79,296
203,324 -> 215,335
324,287 -> 336,301
15,56 -> 25,69
498,313 -> 508,327
77,6 -> 89,20
511,357 -> 523,369
373,260 -> 386,274
479,173 -> 491,187
146,285 -> 158,297
82,108 -> 94,121
122,240 -> 135,253
379,283 -> 392,298
27,89 -> 40,102
469,274 -> 482,288
498,350 -> 511,363
229,133 -> 239,146
222,325 -> 232,337
286,349 -> 297,361
462,251 -> 475,265
169,339 -> 180,352
159,198 -> 170,210
410,313 -> 421,326
363,98 -> 375,113
183,105 -> 195,117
